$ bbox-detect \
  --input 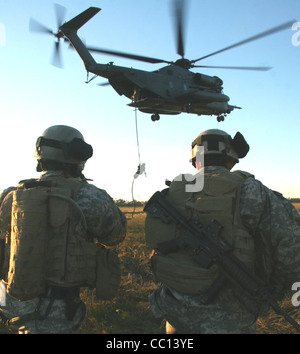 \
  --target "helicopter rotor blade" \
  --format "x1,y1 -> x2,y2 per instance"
29,4 -> 66,36
52,41 -> 63,68
192,65 -> 272,71
192,20 -> 296,63
54,3 -> 66,29
84,1 -> 187,66
29,4 -> 68,68
86,46 -> 171,64
97,82 -> 110,86
29,18 -> 53,35
173,0 -> 186,58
